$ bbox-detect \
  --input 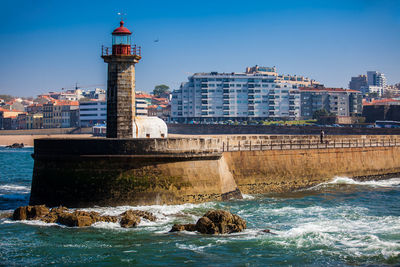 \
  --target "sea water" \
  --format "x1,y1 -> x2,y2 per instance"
0,147 -> 399,266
